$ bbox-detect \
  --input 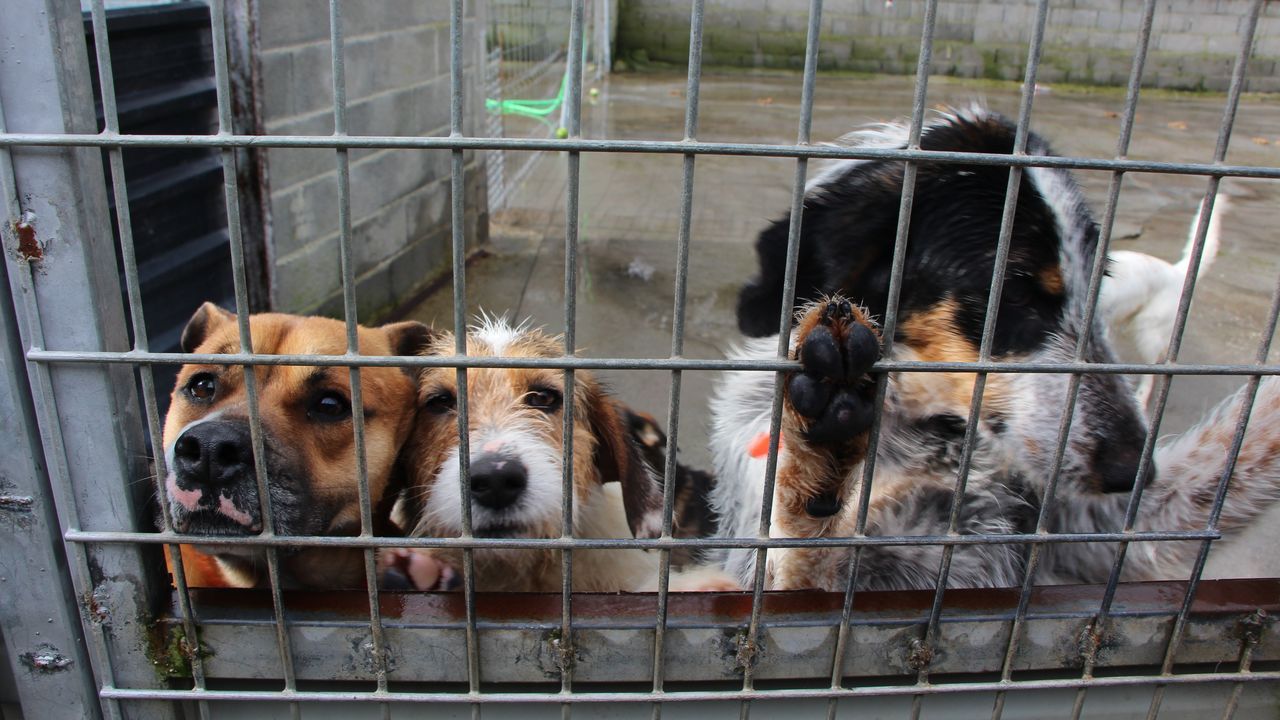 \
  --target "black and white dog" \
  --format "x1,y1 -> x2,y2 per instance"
706,107 -> 1280,591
